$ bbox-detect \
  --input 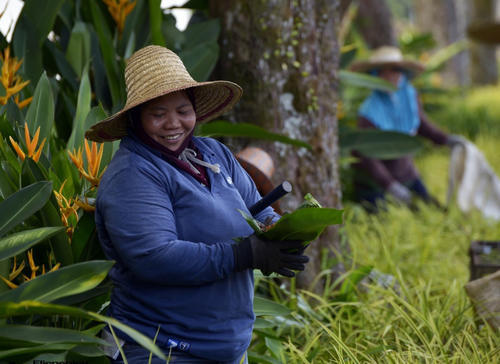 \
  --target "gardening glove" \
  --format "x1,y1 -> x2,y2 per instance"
446,134 -> 467,148
232,235 -> 309,277
386,181 -> 412,205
